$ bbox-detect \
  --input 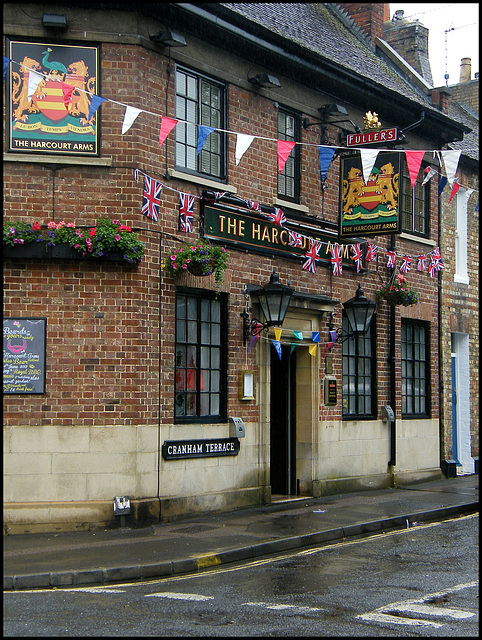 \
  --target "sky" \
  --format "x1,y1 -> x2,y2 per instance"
388,3 -> 479,87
